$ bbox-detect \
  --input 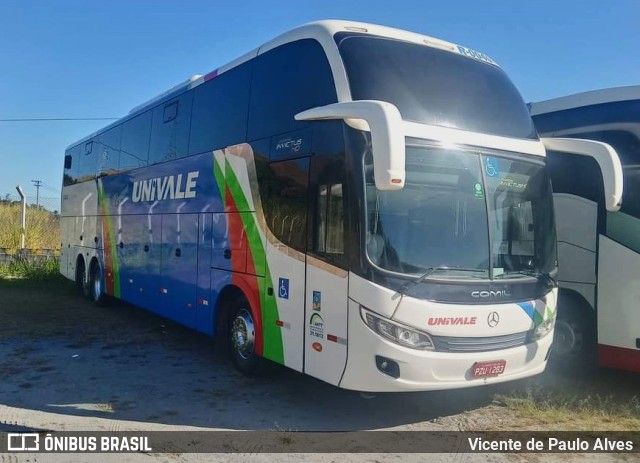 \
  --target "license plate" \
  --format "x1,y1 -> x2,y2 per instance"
471,360 -> 506,378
